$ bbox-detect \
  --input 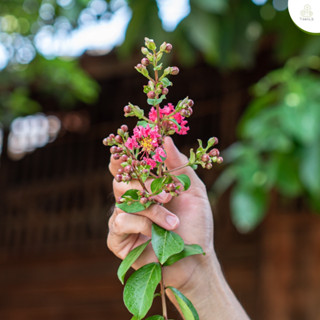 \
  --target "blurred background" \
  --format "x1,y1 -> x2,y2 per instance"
1,0 -> 320,319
